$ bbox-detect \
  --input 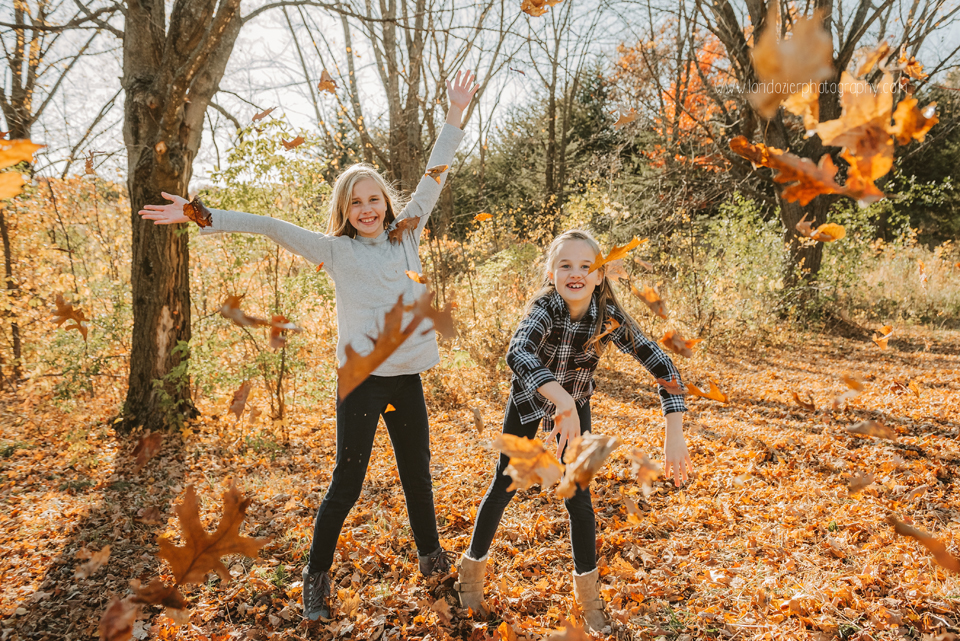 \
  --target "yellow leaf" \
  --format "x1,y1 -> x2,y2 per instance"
0,139 -> 44,170
0,172 -> 26,200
